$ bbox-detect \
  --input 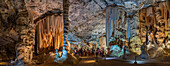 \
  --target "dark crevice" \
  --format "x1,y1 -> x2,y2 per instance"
92,0 -> 104,9
0,13 -> 9,28
103,0 -> 108,6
